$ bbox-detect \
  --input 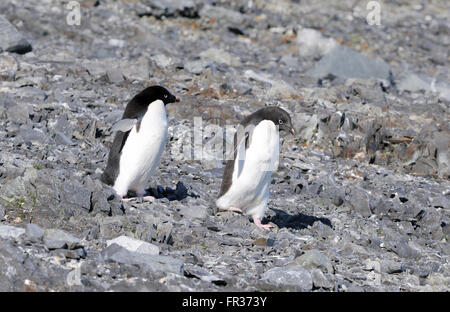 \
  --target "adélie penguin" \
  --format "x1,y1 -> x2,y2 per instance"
101,85 -> 179,201
216,107 -> 296,230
